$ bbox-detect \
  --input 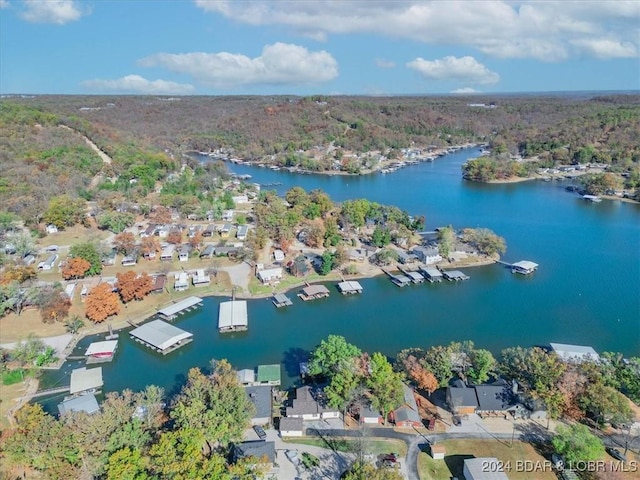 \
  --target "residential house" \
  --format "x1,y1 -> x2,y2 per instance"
199,244 -> 215,259
202,224 -> 216,237
222,210 -> 234,222
150,274 -> 166,294
256,267 -> 283,285
392,384 -> 422,428
447,379 -> 479,415
160,244 -> 175,261
286,386 -> 340,420
38,254 -> 58,271
236,225 -> 249,241
232,441 -> 276,473
192,269 -> 210,286
348,248 -> 366,262
174,272 -> 188,291
464,458 -> 510,480
219,223 -> 232,238
396,250 -> 418,265
213,246 -> 238,257
187,225 -> 200,238
290,255 -> 309,277
22,254 -> 36,266
102,248 -> 117,266
140,224 -> 157,238
245,385 -> 272,426
121,255 -> 137,266
360,404 -> 383,424
178,244 -> 190,262
273,249 -> 285,263
232,194 -> 249,204
412,245 -> 442,265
